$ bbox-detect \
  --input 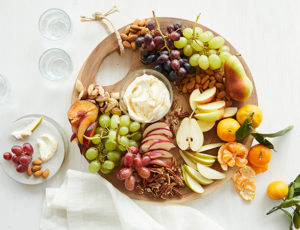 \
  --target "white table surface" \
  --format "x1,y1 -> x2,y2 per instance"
1,0 -> 300,229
